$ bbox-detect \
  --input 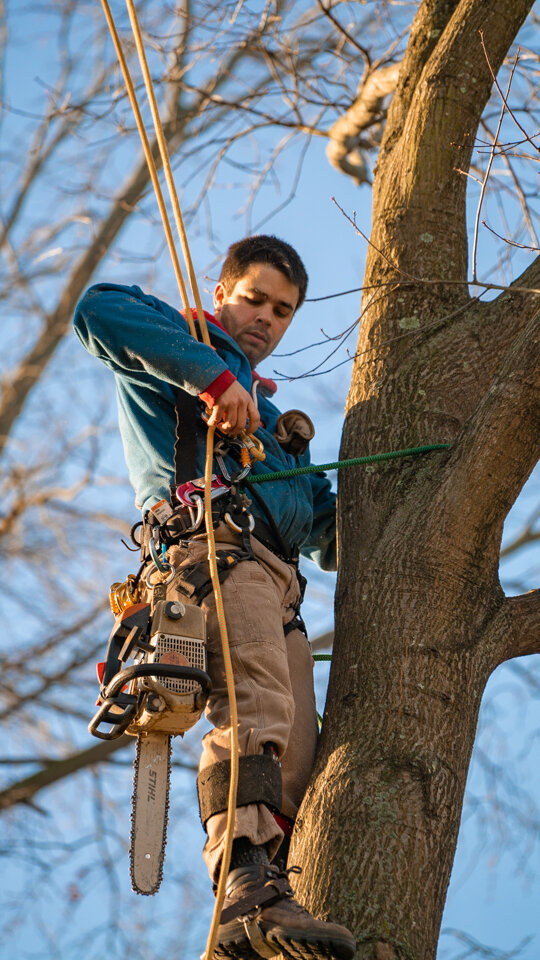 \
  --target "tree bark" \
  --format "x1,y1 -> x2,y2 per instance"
291,1 -> 538,957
